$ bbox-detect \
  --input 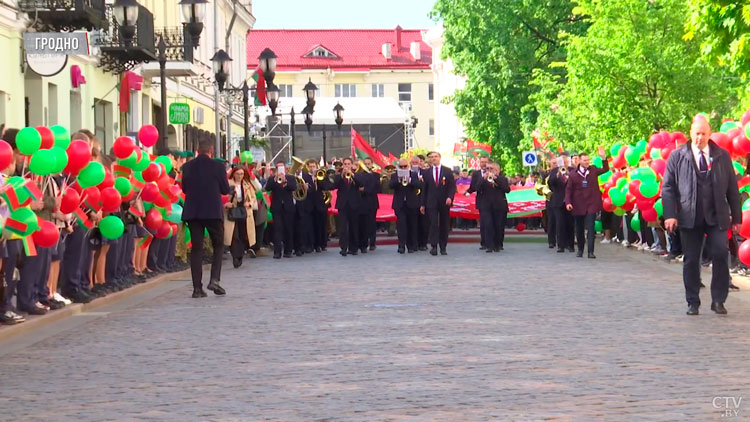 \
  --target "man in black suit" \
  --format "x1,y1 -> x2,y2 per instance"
358,158 -> 381,253
265,162 -> 298,259
294,165 -> 313,256
334,158 -> 365,256
478,162 -> 511,252
468,155 -> 489,250
306,159 -> 332,252
663,116 -> 741,315
181,140 -> 231,298
390,158 -> 423,253
420,151 -> 457,256
411,155 -> 429,251
547,153 -> 575,253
